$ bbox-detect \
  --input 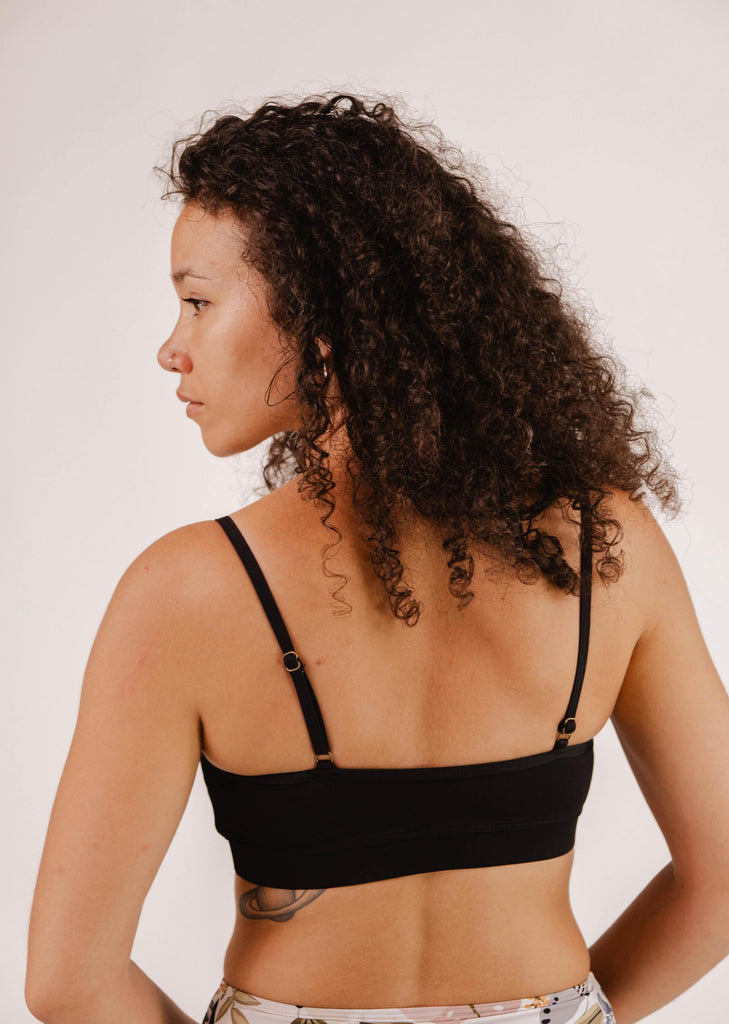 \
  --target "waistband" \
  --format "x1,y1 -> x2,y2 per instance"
206,970 -> 610,1022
